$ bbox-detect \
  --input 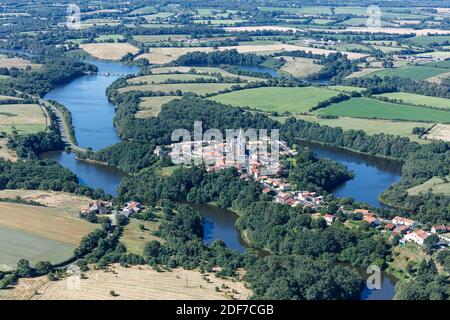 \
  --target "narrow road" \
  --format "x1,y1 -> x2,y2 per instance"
38,99 -> 88,153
